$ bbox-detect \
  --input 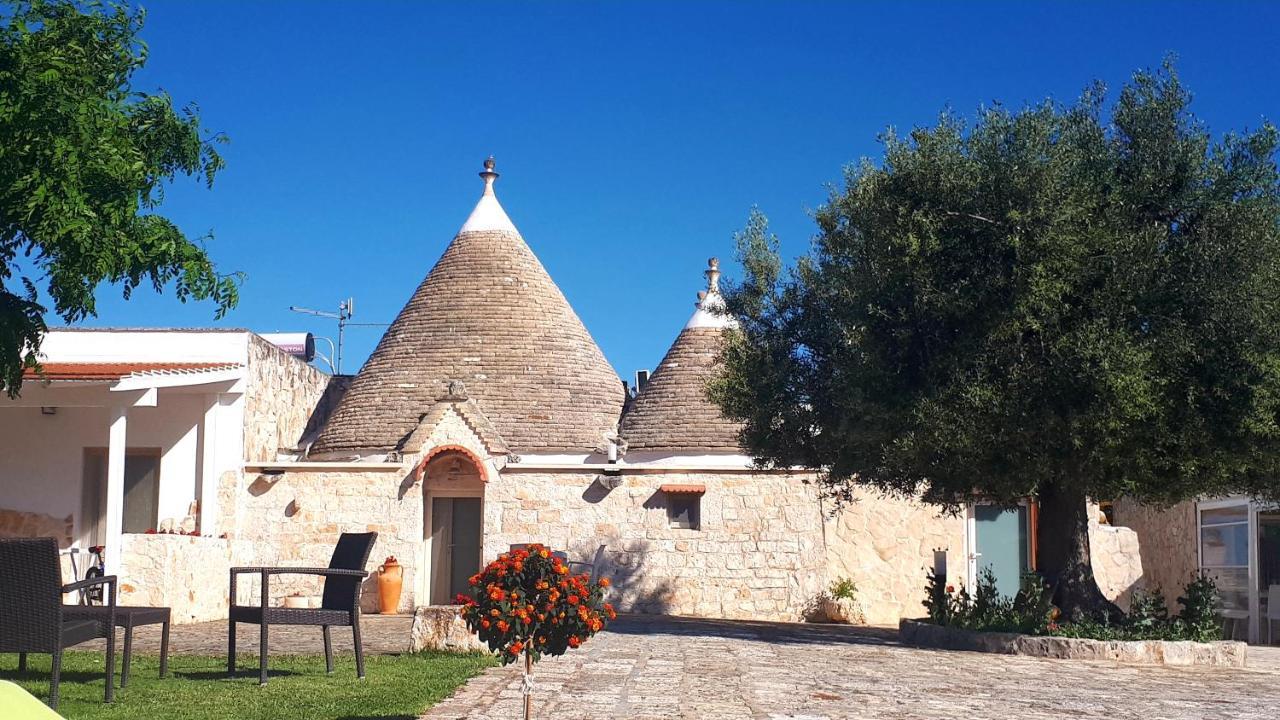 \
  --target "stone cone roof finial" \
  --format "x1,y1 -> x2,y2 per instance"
685,257 -> 733,328
458,155 -> 517,234
480,156 -> 499,193
704,257 -> 722,297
